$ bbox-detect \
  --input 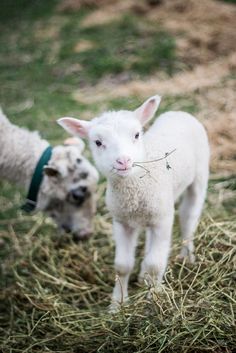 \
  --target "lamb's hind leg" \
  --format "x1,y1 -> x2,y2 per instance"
139,212 -> 174,287
178,178 -> 208,263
